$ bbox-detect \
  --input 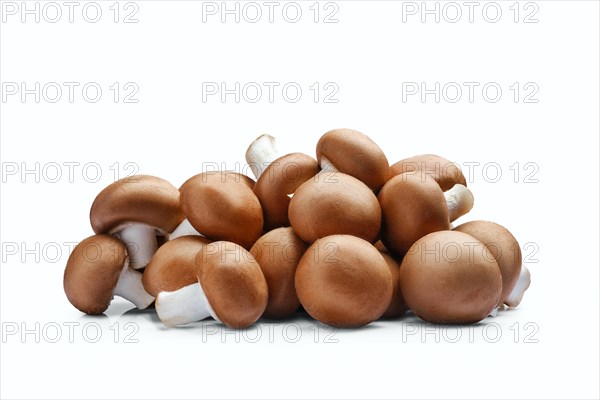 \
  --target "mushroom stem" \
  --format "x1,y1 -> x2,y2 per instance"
504,266 -> 531,308
319,156 -> 338,173
245,134 -> 279,179
113,263 -> 155,309
169,219 -> 202,241
116,223 -> 158,269
444,184 -> 474,222
156,282 -> 220,327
